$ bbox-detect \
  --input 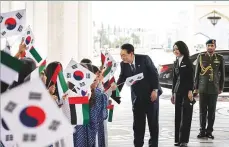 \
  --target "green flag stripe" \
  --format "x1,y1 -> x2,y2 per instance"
103,66 -> 112,77
116,88 -> 120,97
39,65 -> 45,73
58,71 -> 68,93
30,47 -> 42,63
108,109 -> 113,122
82,104 -> 90,125
1,51 -> 23,72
